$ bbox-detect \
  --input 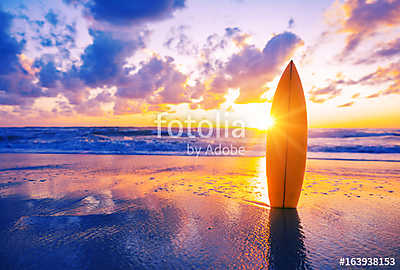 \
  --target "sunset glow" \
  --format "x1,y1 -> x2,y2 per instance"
0,0 -> 399,128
